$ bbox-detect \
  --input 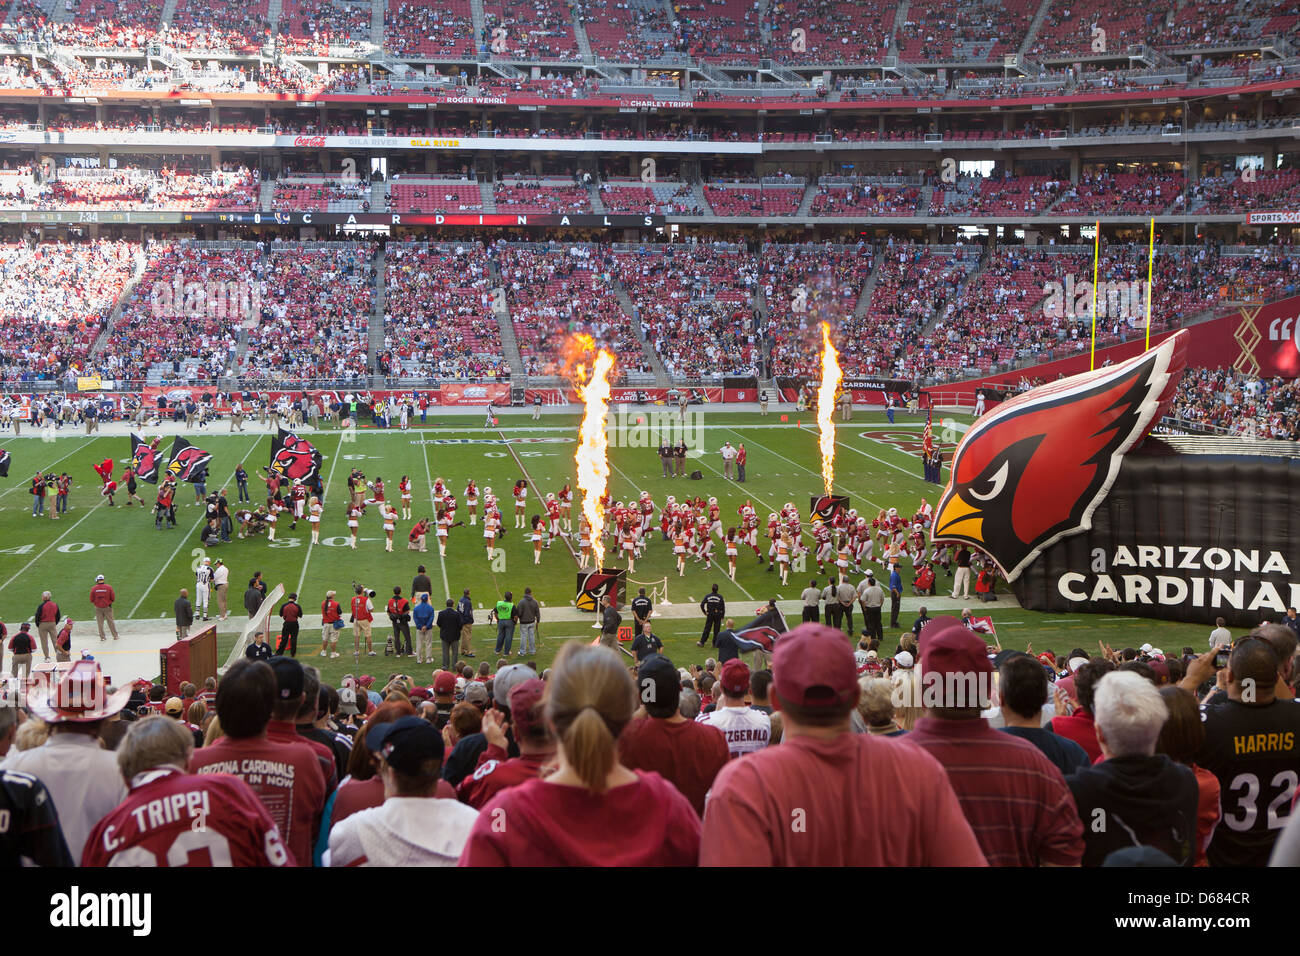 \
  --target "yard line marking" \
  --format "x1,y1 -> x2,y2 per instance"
419,434 -> 452,600
295,432 -> 342,598
129,434 -> 264,617
0,493 -> 110,593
